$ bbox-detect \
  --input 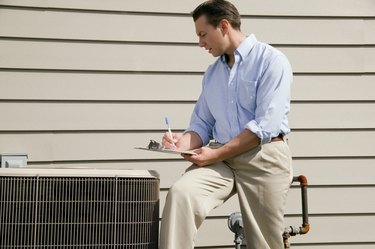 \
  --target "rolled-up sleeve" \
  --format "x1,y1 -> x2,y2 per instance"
245,54 -> 293,144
